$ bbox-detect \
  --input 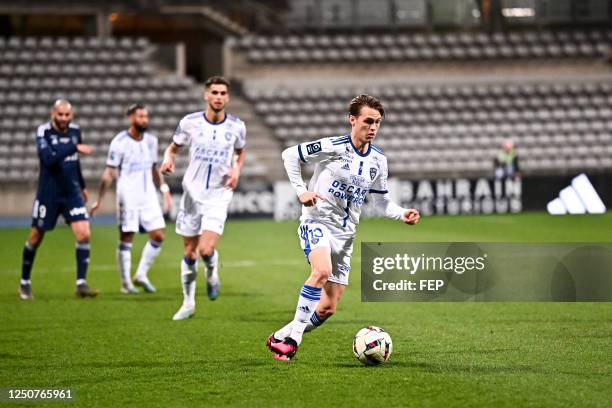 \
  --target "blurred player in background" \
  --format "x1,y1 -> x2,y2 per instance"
267,94 -> 420,361
90,104 -> 172,294
19,99 -> 98,299
160,76 -> 246,320
494,138 -> 520,180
